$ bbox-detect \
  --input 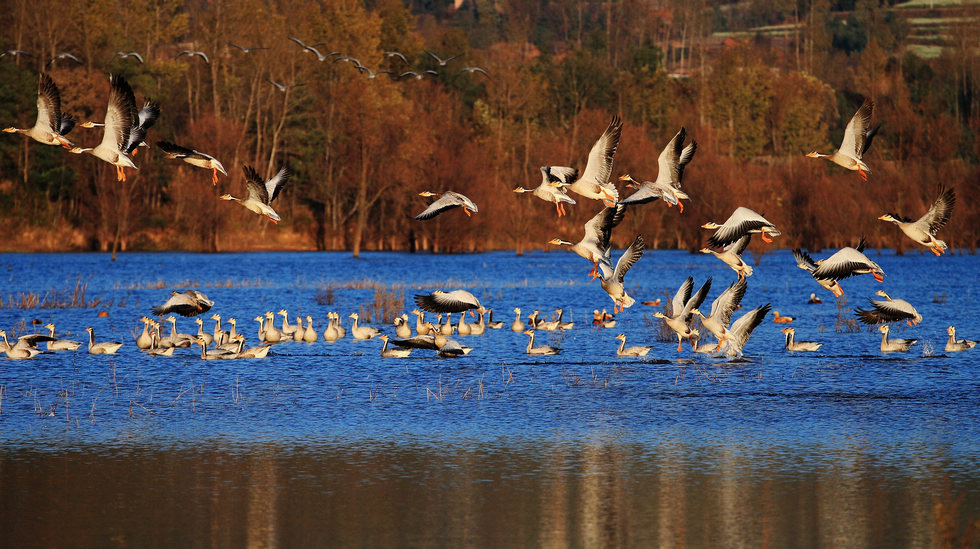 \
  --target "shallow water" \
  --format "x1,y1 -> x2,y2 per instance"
1,250 -> 978,546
